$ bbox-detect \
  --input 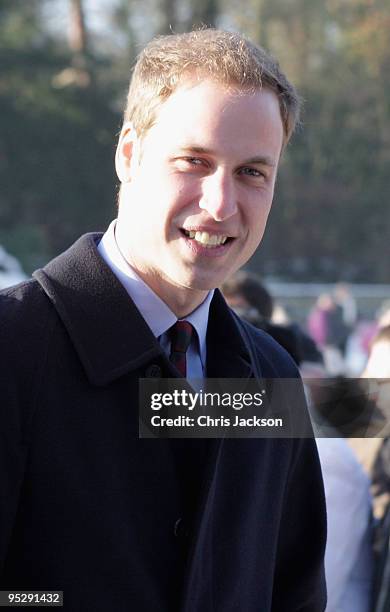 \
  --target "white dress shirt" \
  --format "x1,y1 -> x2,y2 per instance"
97,220 -> 214,379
